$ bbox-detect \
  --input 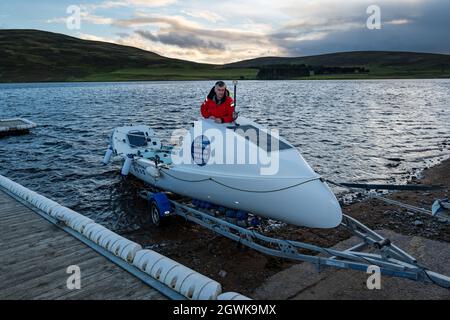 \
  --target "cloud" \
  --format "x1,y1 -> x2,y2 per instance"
77,32 -> 109,42
386,19 -> 412,25
114,13 -> 282,62
46,8 -> 113,26
123,0 -> 177,6
90,0 -> 177,9
45,0 -> 176,27
115,32 -> 131,38
135,29 -> 225,51
114,14 -> 269,44
45,17 -> 67,24
182,10 -> 225,23
80,28 -> 282,64
83,13 -> 114,25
